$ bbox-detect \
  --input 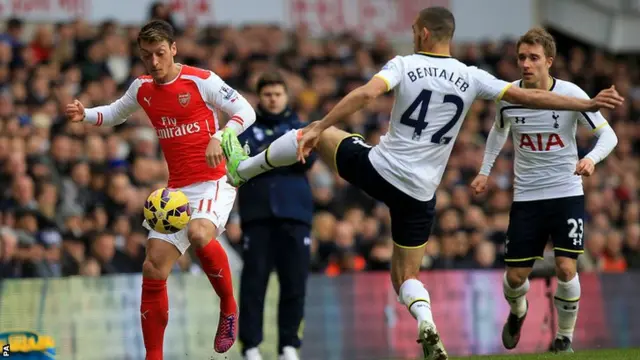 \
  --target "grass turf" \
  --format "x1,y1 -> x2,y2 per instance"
445,348 -> 640,360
